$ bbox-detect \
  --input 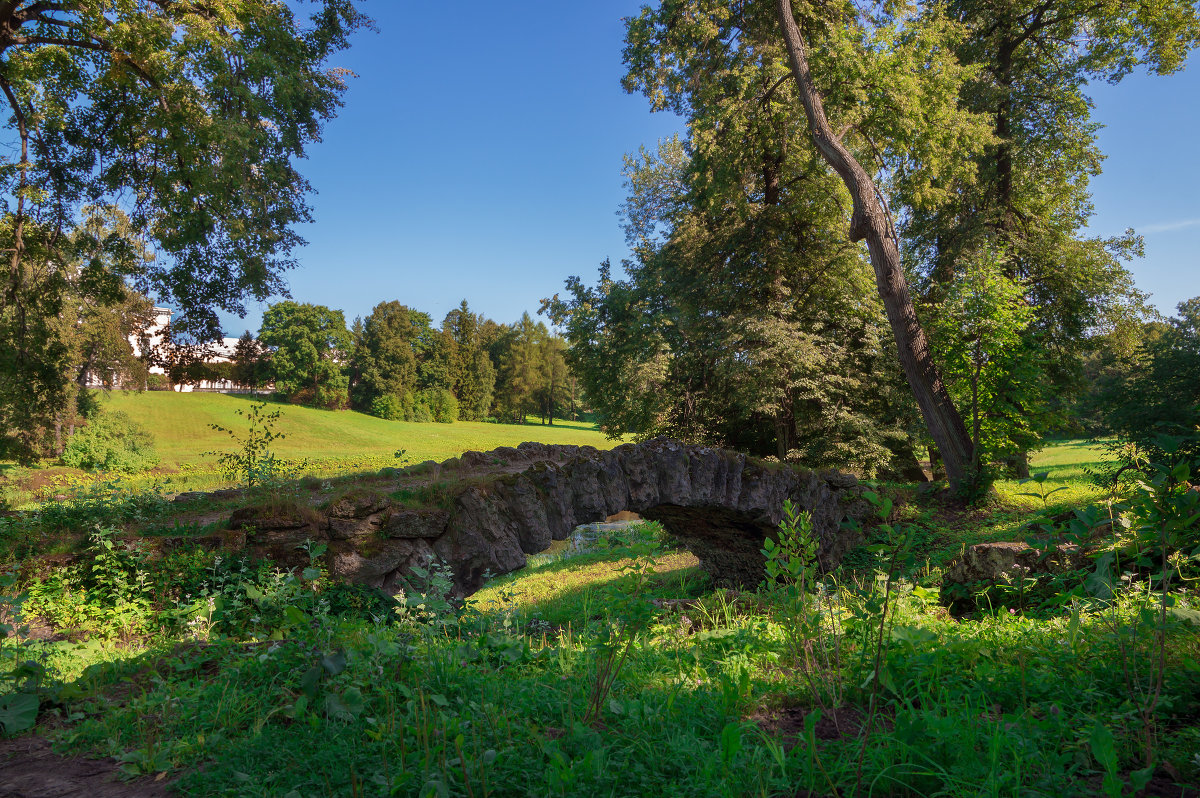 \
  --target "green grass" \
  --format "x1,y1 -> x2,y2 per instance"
99,391 -> 616,468
0,392 -> 620,506
993,437 -> 1112,510
3,438 -> 1198,796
